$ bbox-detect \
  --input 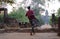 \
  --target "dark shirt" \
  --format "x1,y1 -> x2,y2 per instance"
26,10 -> 36,20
